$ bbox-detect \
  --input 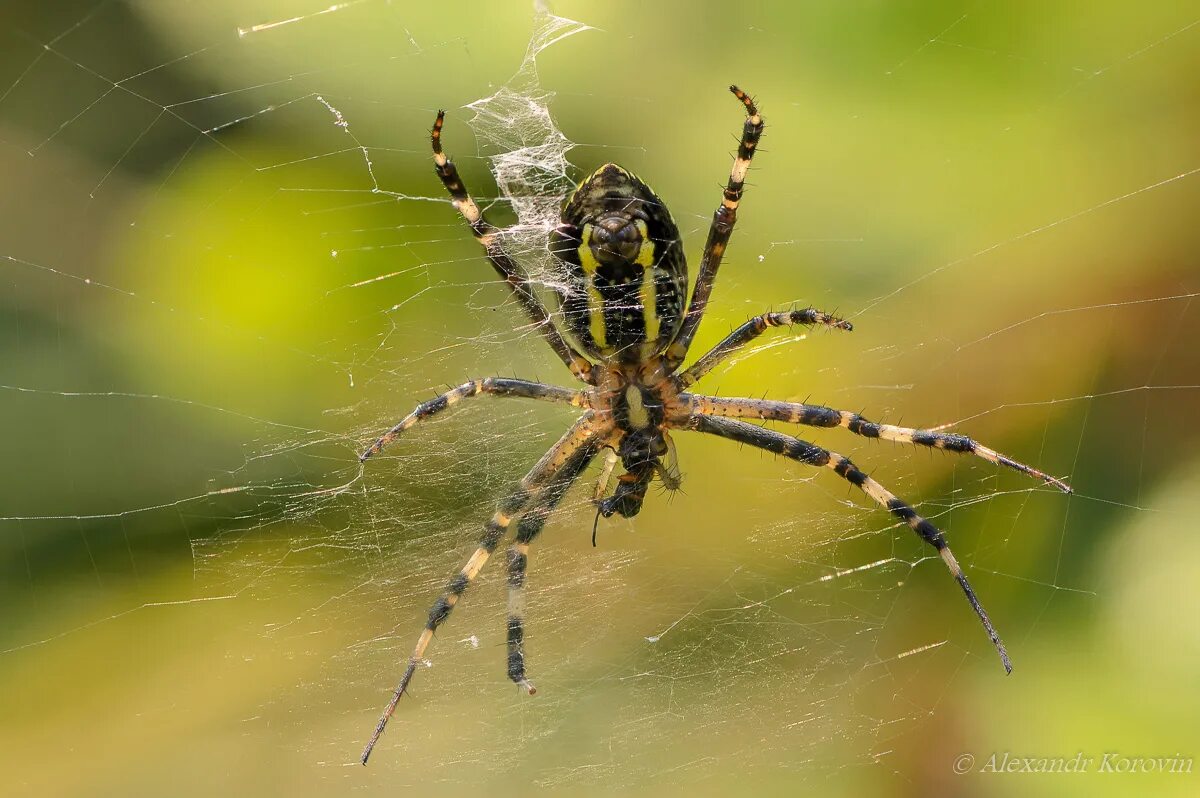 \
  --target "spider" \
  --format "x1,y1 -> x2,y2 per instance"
358,86 -> 1072,763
